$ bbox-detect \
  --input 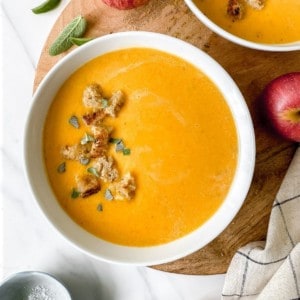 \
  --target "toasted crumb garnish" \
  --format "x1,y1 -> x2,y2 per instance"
62,82 -> 135,203
75,174 -> 101,198
82,83 -> 103,109
105,90 -> 125,118
245,0 -> 265,10
114,172 -> 136,200
89,125 -> 112,158
61,144 -> 91,161
93,156 -> 119,183
82,110 -> 106,126
90,125 -> 113,138
90,140 -> 107,158
227,0 -> 245,20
